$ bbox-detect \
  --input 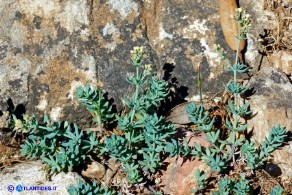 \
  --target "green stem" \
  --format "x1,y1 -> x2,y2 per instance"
233,39 -> 241,109
198,66 -> 203,105
130,66 -> 140,122
96,90 -> 103,133
128,131 -> 134,150
229,23 -> 243,162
